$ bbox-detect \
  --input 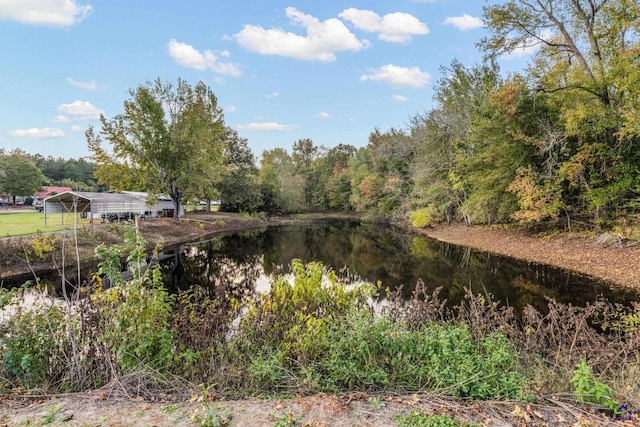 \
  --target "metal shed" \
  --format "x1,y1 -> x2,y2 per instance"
43,191 -> 149,226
